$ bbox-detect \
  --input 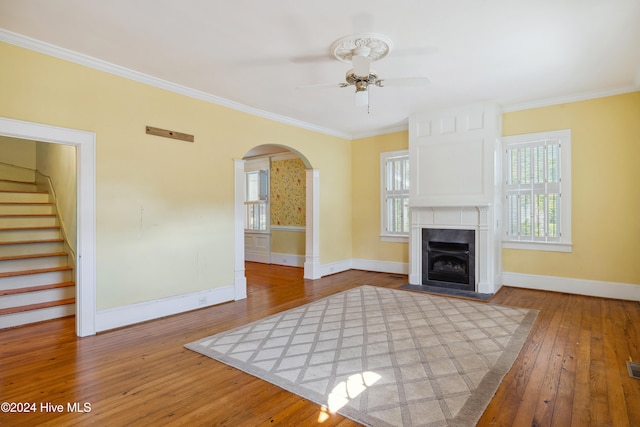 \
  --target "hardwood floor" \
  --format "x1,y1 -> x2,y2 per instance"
1,262 -> 639,426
